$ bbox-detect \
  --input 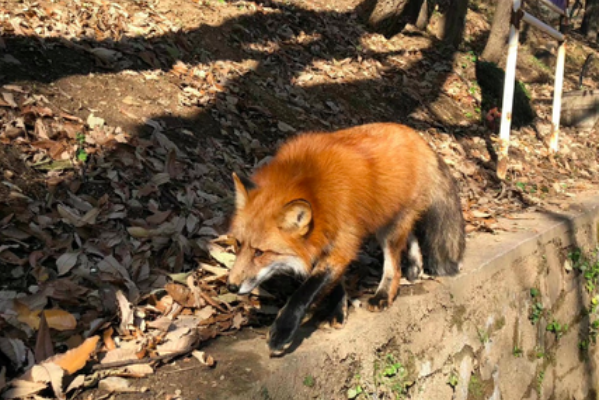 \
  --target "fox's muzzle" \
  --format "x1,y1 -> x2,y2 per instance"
226,281 -> 240,293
